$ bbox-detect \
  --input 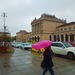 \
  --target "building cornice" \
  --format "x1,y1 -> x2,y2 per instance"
56,22 -> 75,28
31,13 -> 66,25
